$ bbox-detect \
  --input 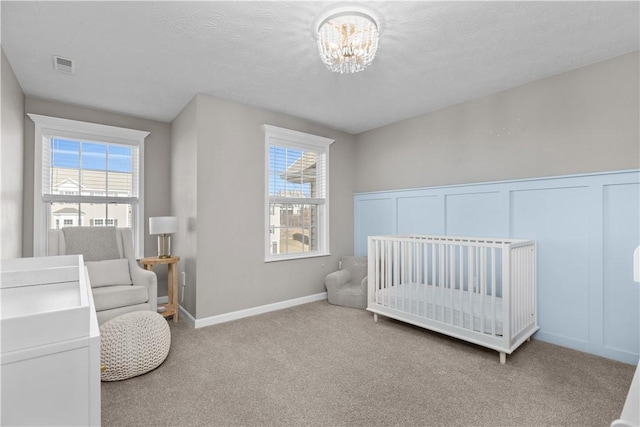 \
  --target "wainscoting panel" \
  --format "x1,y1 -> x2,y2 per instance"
397,195 -> 443,235
511,187 -> 590,345
354,196 -> 394,256
354,170 -> 640,364
445,192 -> 505,237
603,183 -> 640,359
